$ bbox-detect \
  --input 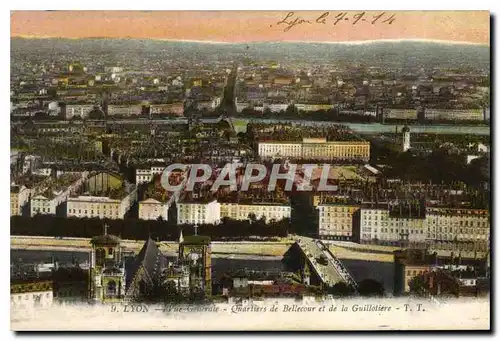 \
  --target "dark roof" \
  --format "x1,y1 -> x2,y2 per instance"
182,235 -> 211,245
90,234 -> 121,245
402,126 -> 410,133
126,237 -> 161,288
